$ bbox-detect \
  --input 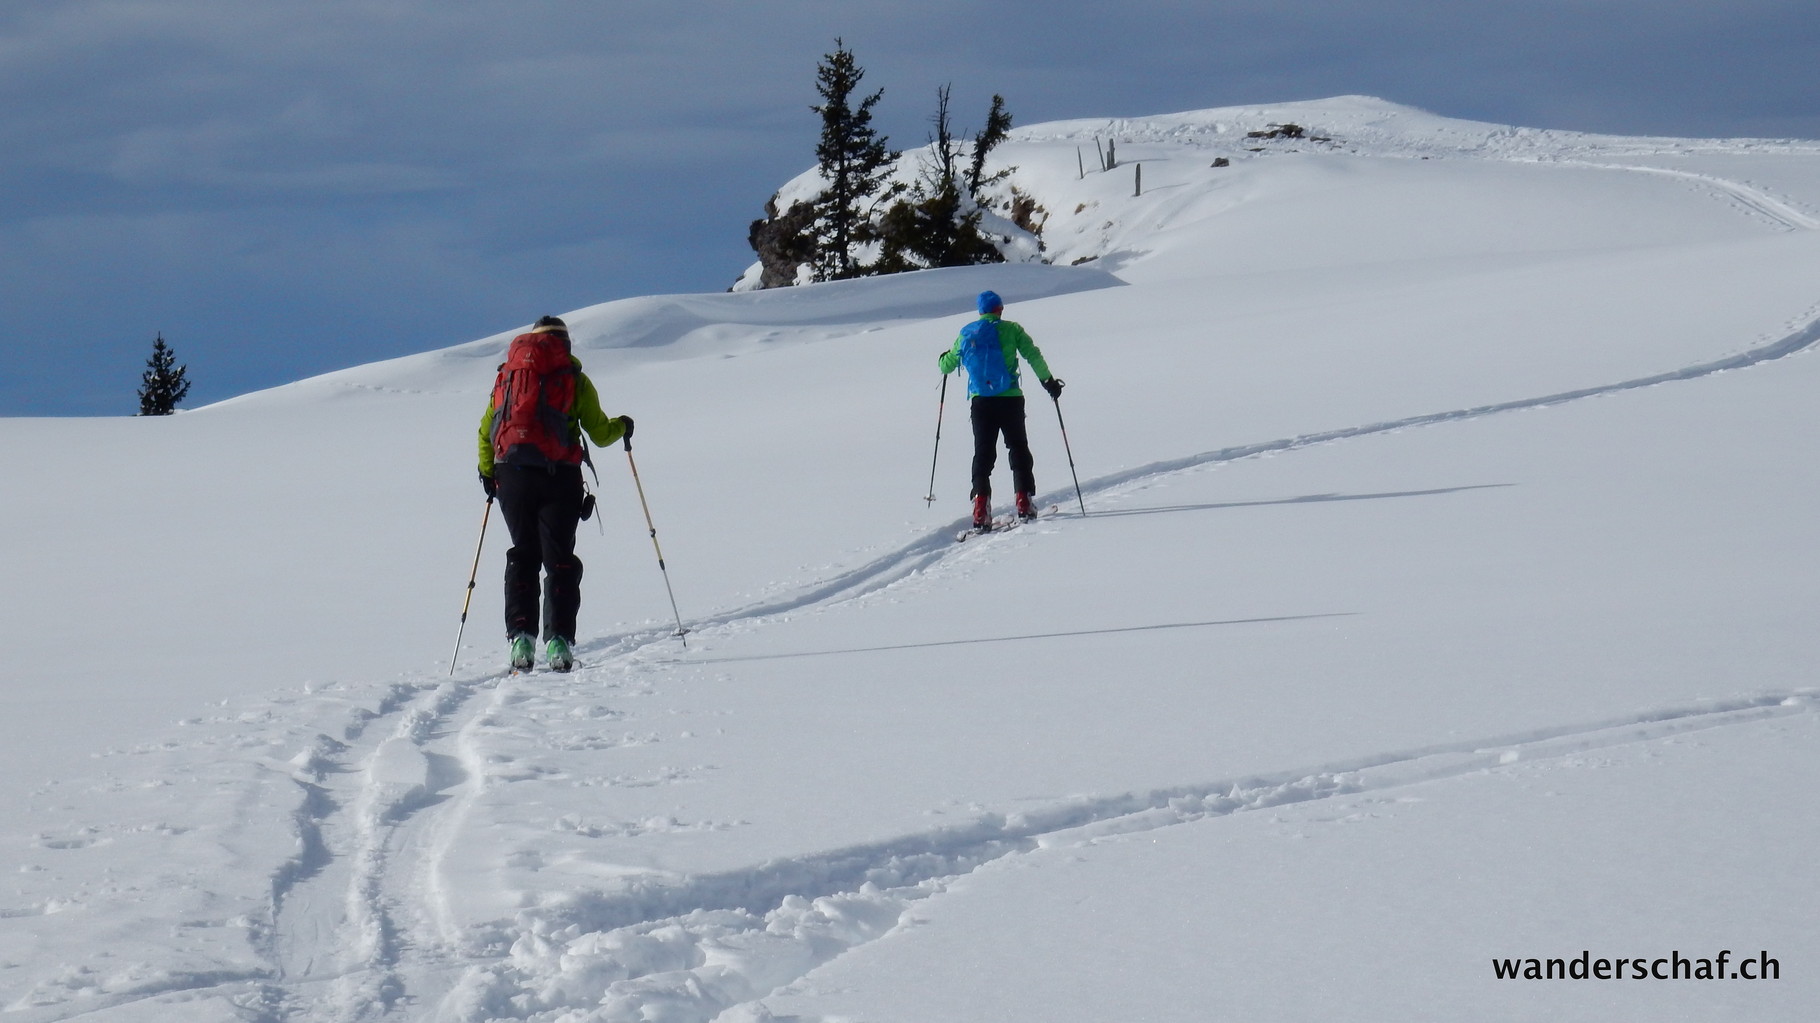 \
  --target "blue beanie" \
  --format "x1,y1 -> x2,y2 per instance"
977,290 -> 1003,314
